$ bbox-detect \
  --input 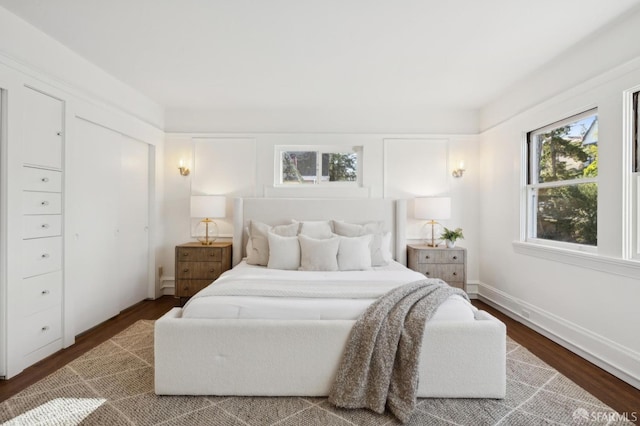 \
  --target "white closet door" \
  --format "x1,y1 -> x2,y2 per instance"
117,135 -> 149,310
67,119 -> 120,334
22,88 -> 63,169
